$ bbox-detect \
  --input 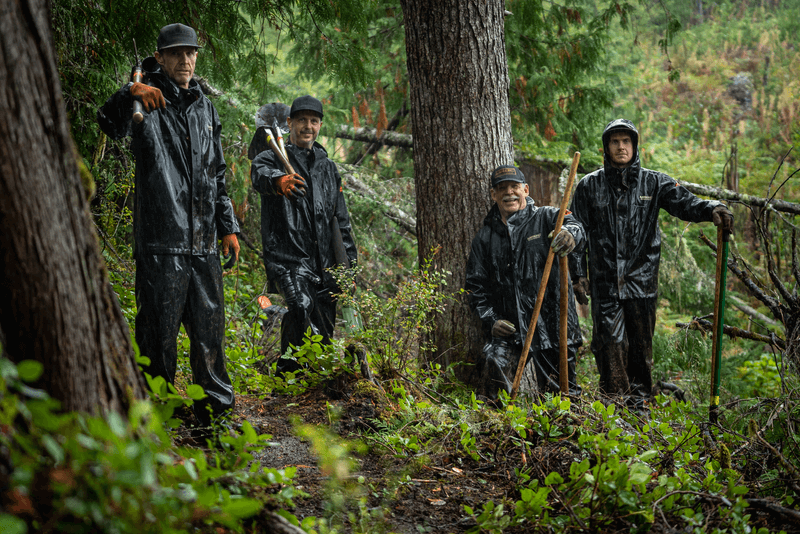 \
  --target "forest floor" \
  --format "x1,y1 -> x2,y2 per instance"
173,374 -> 529,533
168,371 -> 800,534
